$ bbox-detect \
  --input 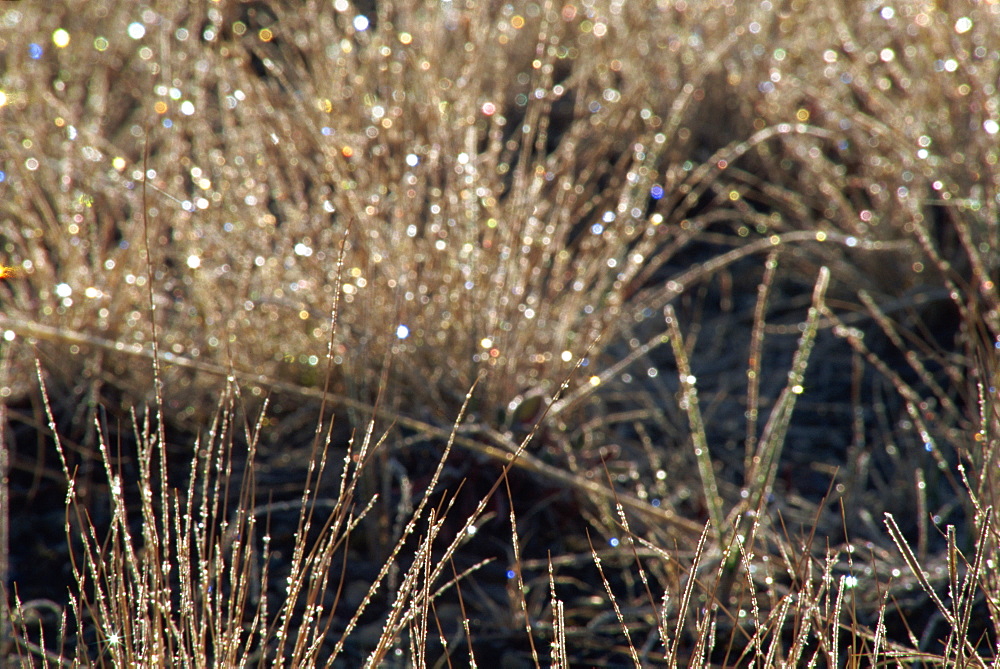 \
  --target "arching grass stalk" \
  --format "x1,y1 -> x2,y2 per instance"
745,267 -> 829,514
